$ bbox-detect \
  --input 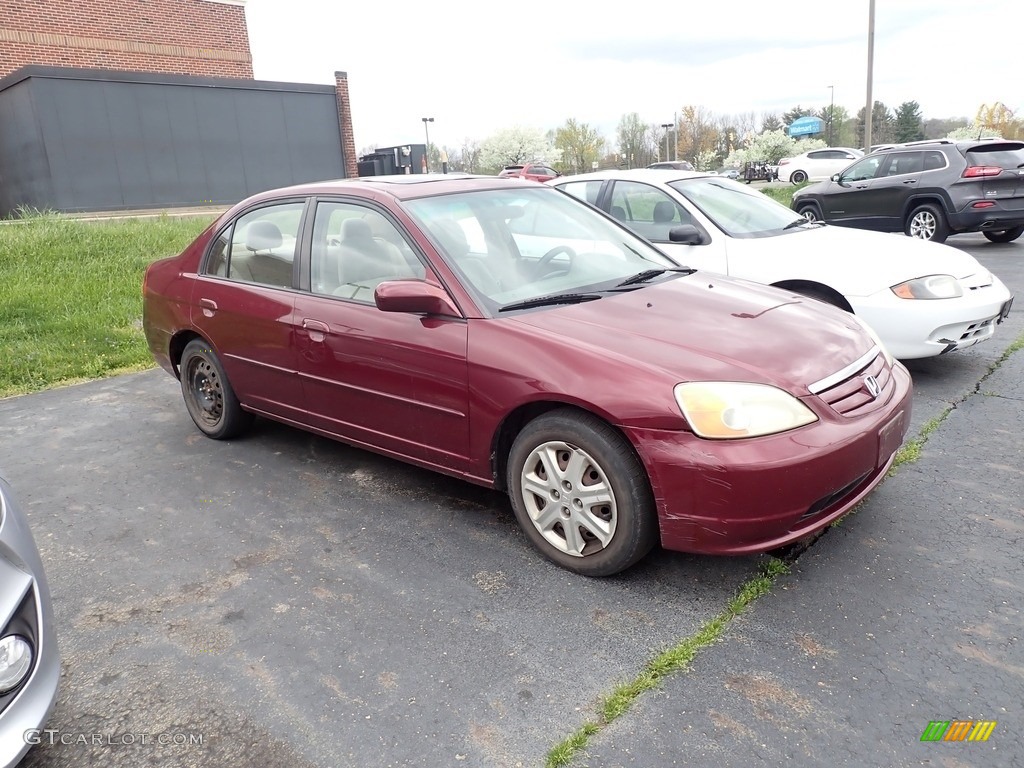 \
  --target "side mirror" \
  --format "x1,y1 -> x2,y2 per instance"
831,173 -> 845,185
375,280 -> 461,317
668,225 -> 705,245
